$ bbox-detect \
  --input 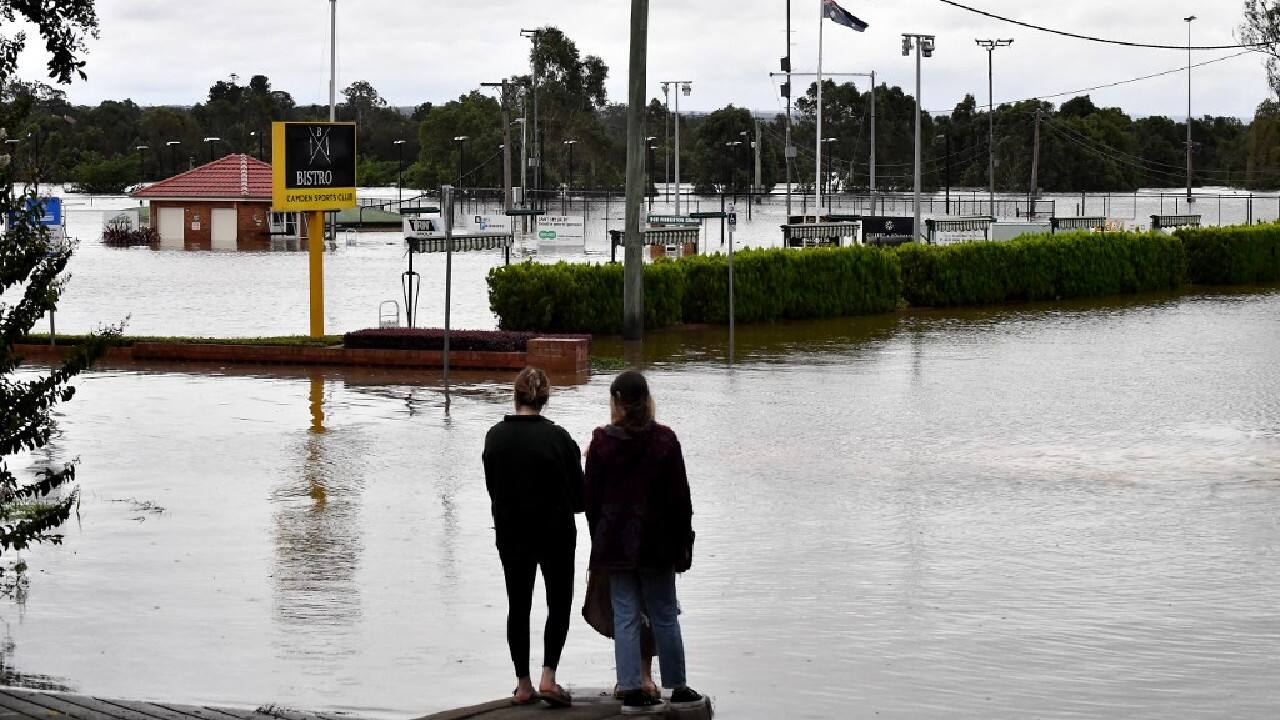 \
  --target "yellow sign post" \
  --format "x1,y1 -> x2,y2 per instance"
271,121 -> 358,337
